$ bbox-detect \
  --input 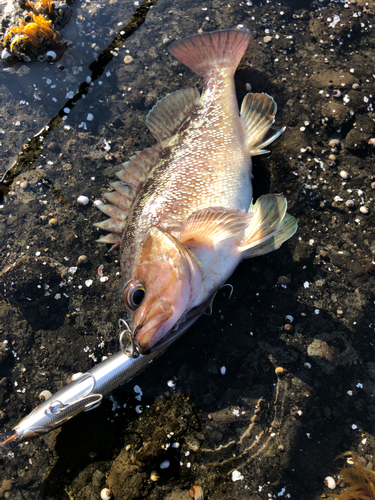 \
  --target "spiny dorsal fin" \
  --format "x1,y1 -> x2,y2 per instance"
116,145 -> 161,192
180,207 -> 253,249
238,194 -> 288,252
240,93 -> 284,156
95,145 -> 161,248
146,88 -> 200,149
96,233 -> 121,251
